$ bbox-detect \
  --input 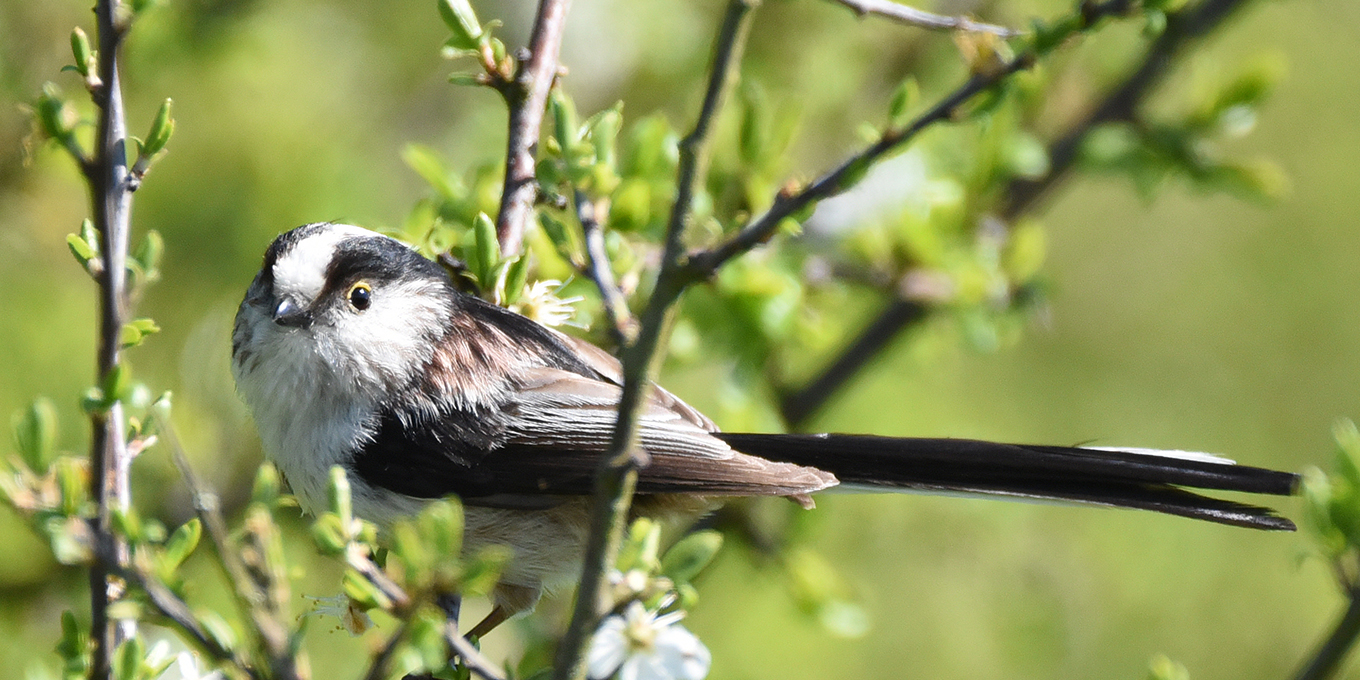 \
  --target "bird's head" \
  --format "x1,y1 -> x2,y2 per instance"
231,223 -> 455,395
